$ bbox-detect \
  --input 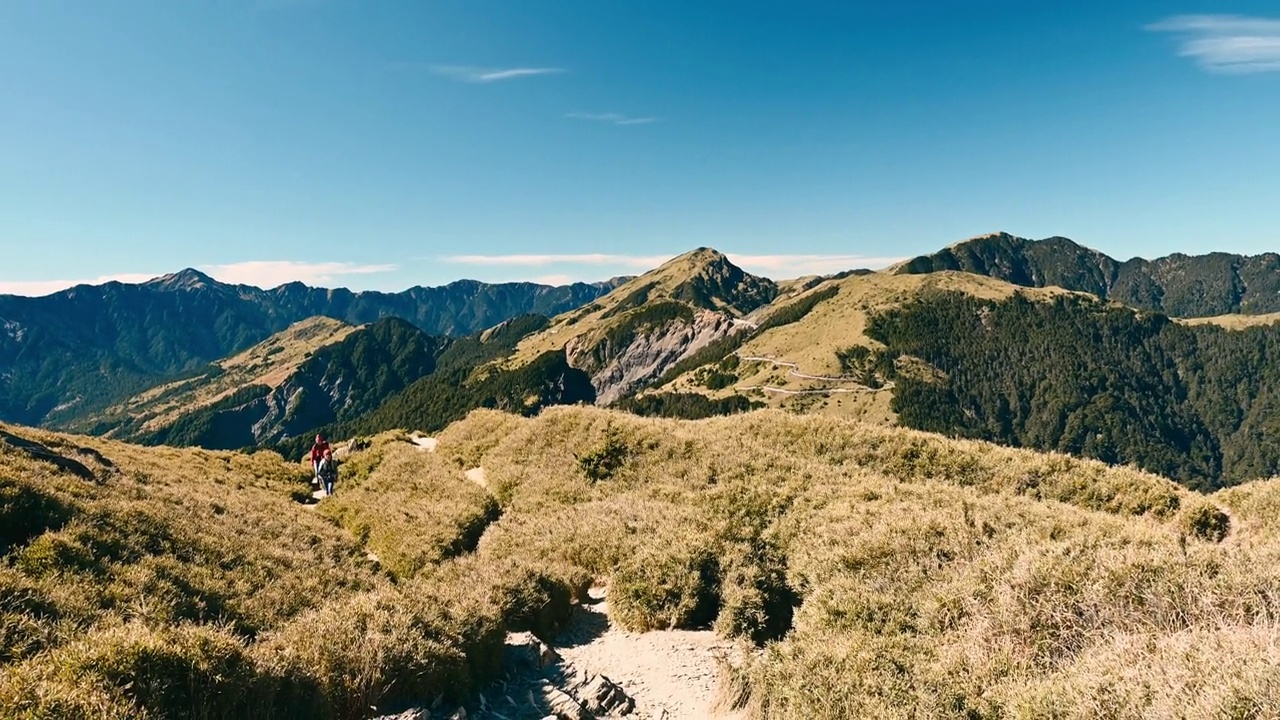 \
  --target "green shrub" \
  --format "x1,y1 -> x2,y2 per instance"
0,476 -> 74,556
16,533 -> 98,577
611,543 -> 721,631
576,424 -> 631,481
1179,500 -> 1231,543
